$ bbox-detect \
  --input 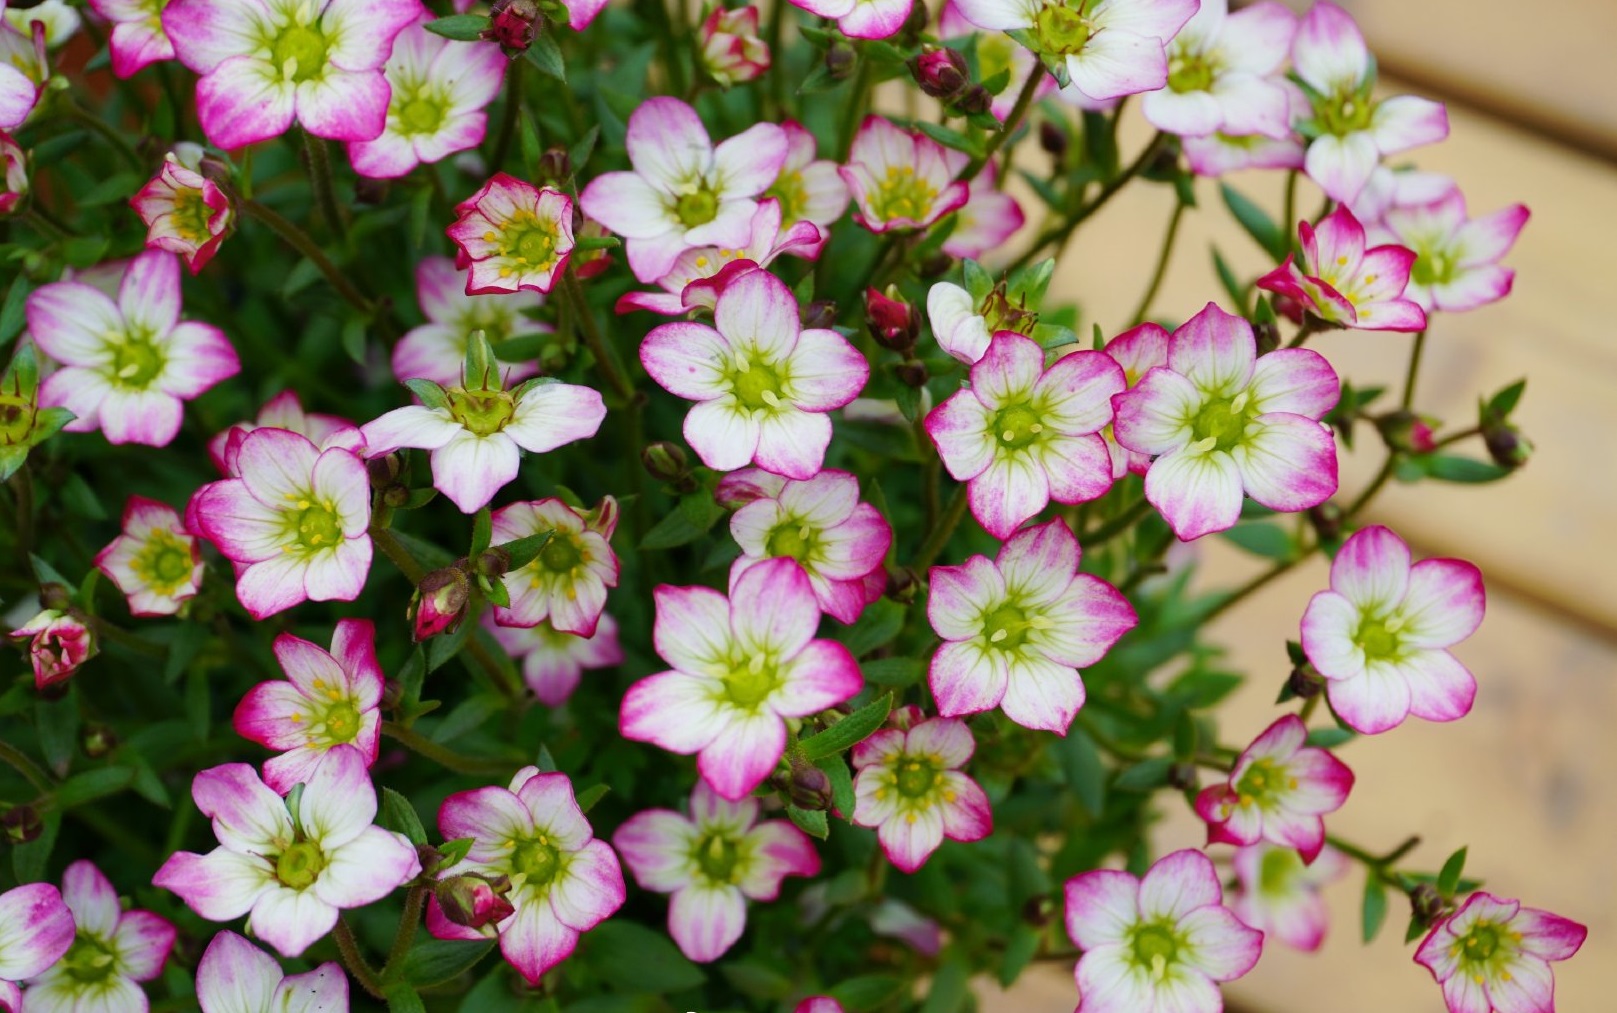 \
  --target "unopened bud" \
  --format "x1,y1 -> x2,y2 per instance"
824,42 -> 855,81
886,564 -> 919,604
865,286 -> 916,353
802,299 -> 838,329
955,85 -> 992,116
785,762 -> 833,811
485,0 -> 540,53
473,547 -> 512,578
381,679 -> 405,712
1410,882 -> 1448,926
909,47 -> 968,100
353,177 -> 389,206
1,805 -> 42,846
1039,120 -> 1067,159
436,874 -> 515,929
896,360 -> 928,388
1022,895 -> 1054,927
410,566 -> 471,642
382,484 -> 411,509
1253,320 -> 1281,355
917,251 -> 954,279
1483,422 -> 1531,470
641,441 -> 690,485
1145,142 -> 1180,177
198,155 -> 233,186
887,704 -> 926,731
536,146 -> 572,185
1287,662 -> 1324,700
1376,410 -> 1437,454
1166,762 -> 1199,791
38,582 -> 71,611
367,453 -> 404,489
1306,501 -> 1342,544
80,723 -> 117,759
